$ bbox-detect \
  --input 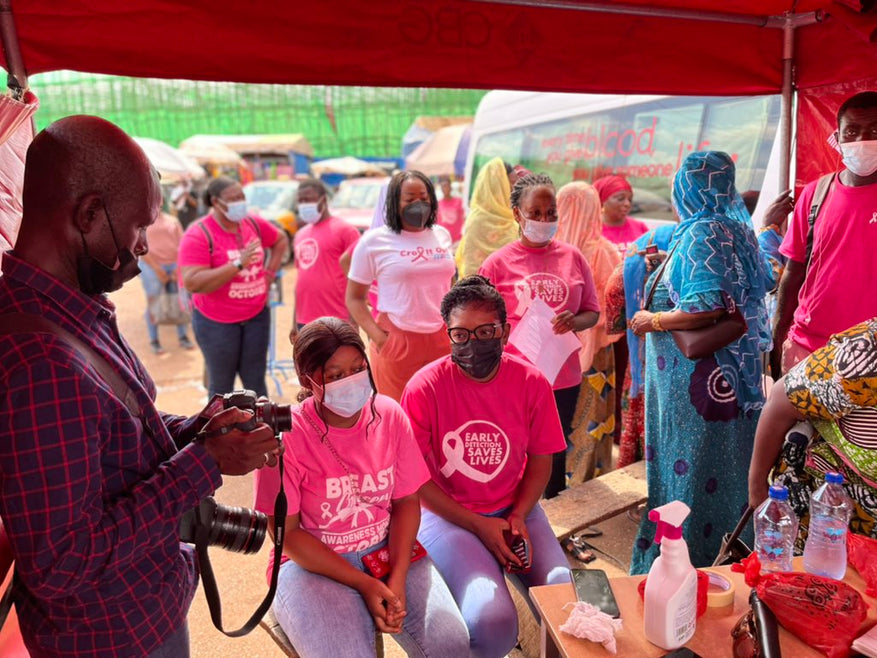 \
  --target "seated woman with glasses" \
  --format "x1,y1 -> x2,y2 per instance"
479,173 -> 600,498
401,276 -> 571,658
